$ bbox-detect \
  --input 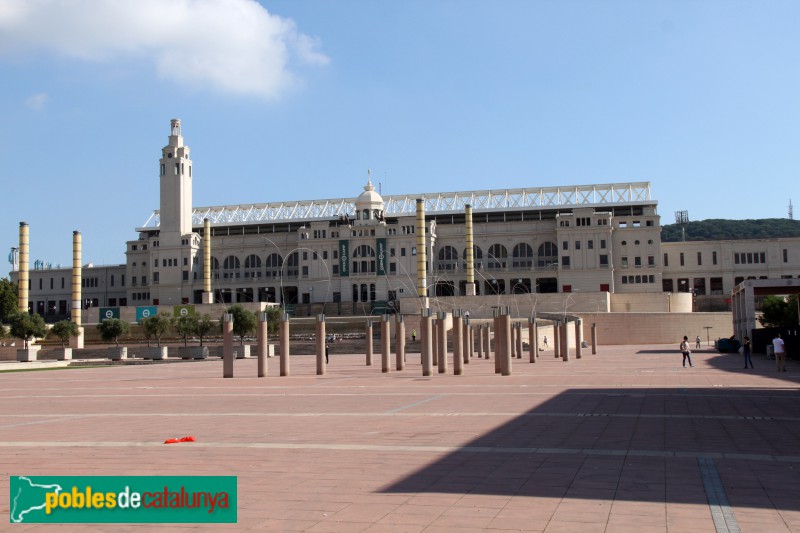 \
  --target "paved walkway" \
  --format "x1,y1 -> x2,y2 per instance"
1,344 -> 799,532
